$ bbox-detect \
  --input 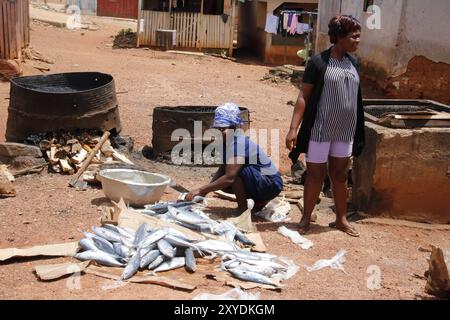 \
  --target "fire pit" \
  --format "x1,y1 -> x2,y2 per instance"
6,72 -> 121,142
352,99 -> 450,224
